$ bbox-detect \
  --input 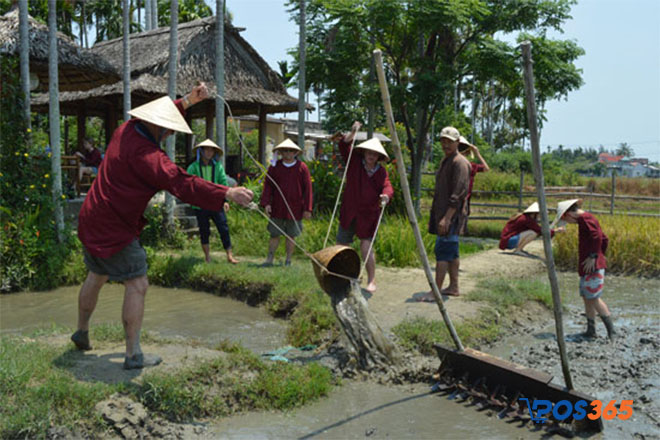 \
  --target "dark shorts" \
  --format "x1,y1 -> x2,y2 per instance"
506,234 -> 521,249
83,239 -> 148,282
435,235 -> 459,262
336,220 -> 358,244
267,218 -> 303,238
